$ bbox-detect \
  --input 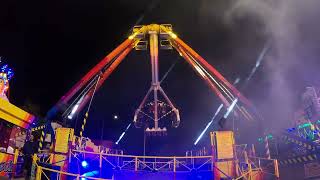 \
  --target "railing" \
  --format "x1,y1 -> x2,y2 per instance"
31,150 -> 213,180
32,148 -> 279,179
234,145 -> 279,179
35,163 -> 112,180
70,150 -> 213,173
248,156 -> 280,179
235,153 -> 279,179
